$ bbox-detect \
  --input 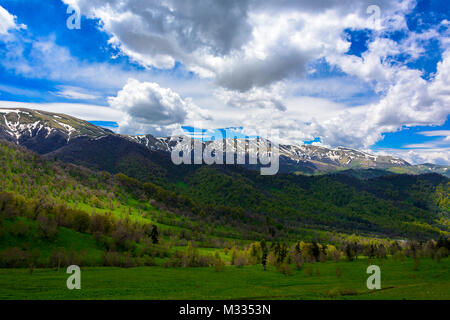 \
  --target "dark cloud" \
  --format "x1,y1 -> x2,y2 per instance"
216,48 -> 312,92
